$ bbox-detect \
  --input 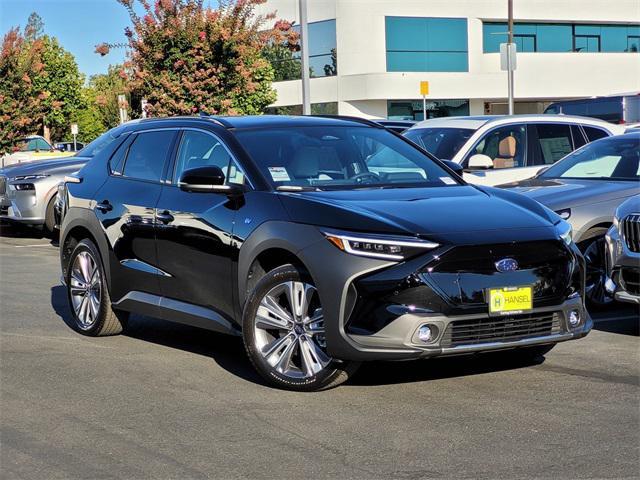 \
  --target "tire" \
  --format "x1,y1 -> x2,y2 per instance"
44,196 -> 58,236
242,264 -> 360,391
578,228 -> 613,309
66,239 -> 128,336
